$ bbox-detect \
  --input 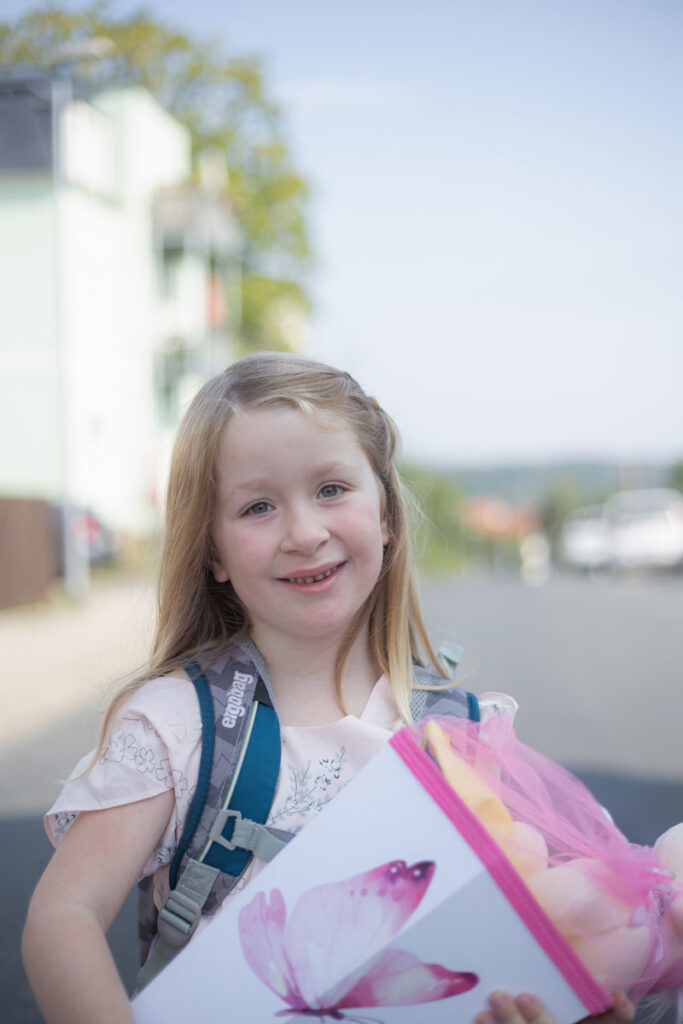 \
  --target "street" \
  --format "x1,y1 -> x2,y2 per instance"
2,570 -> 682,1022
